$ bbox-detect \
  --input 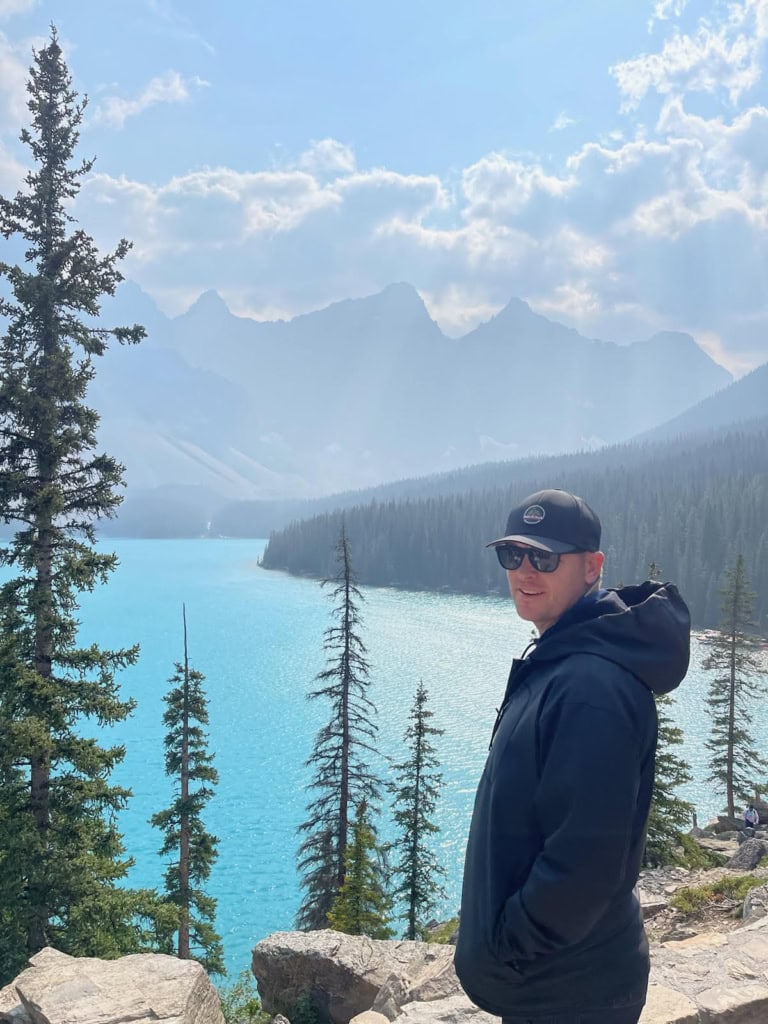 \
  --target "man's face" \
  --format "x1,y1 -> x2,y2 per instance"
506,543 -> 605,635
